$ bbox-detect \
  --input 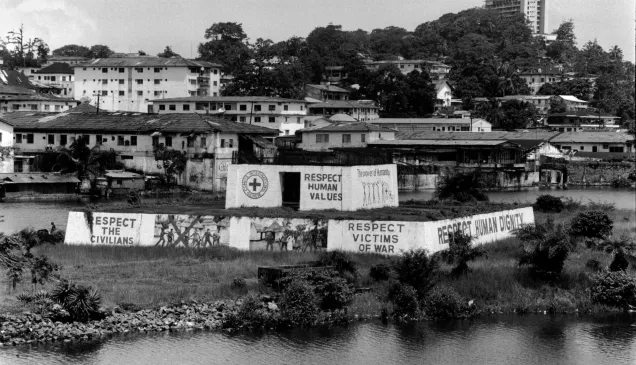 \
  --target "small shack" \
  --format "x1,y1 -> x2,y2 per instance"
105,170 -> 145,193
0,173 -> 80,199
